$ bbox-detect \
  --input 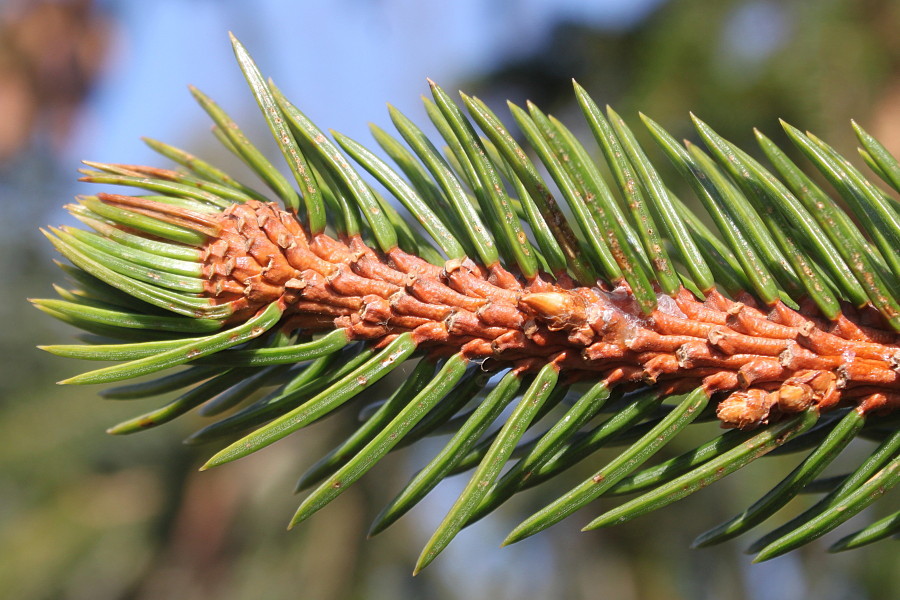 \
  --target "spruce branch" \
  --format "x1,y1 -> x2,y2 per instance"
34,34 -> 899,571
